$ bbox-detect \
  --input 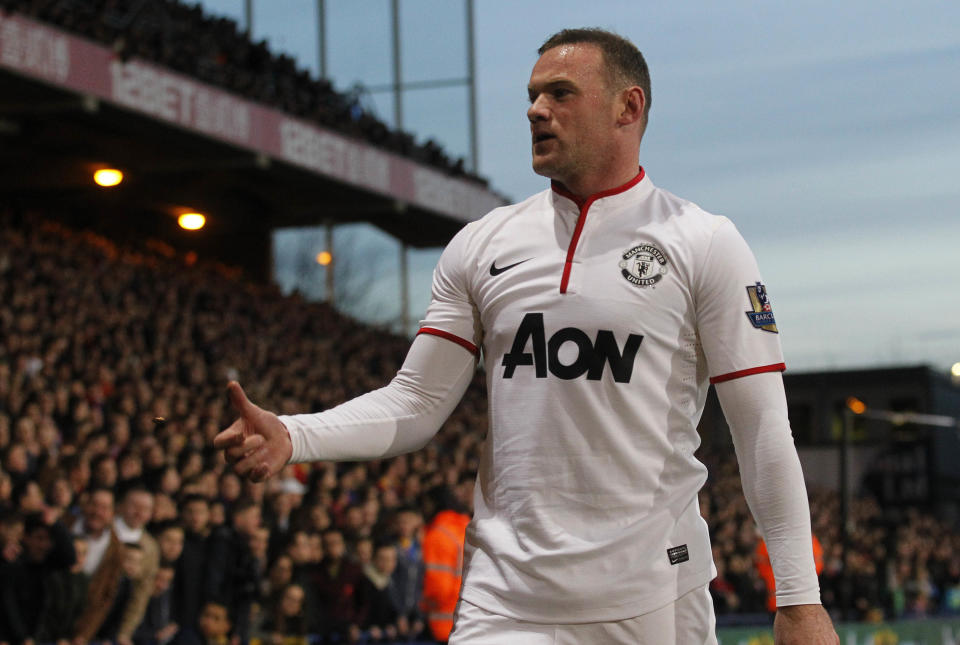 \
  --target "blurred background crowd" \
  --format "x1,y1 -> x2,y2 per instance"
2,209 -> 960,645
0,0 -> 484,184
